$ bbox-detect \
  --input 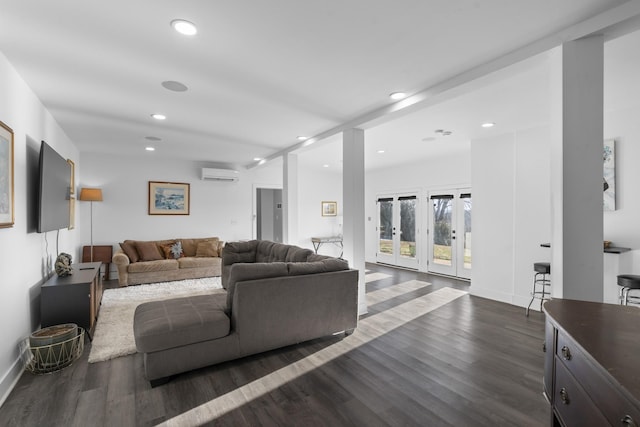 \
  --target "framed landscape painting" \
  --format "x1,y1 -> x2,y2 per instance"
0,120 -> 14,228
148,181 -> 190,215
